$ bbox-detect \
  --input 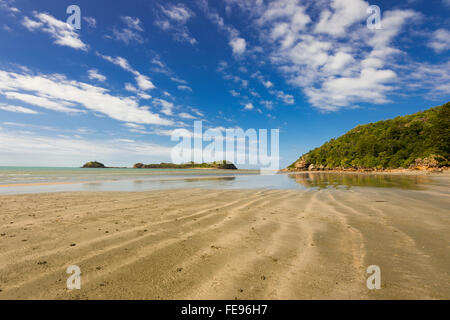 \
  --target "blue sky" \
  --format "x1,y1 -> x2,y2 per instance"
0,0 -> 449,168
